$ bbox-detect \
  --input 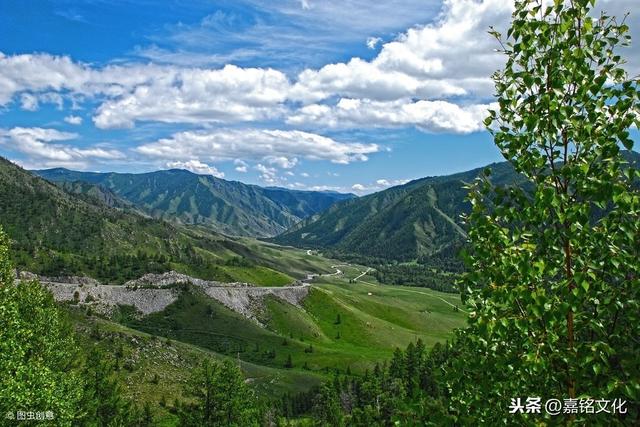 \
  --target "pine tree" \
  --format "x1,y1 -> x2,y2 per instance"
284,354 -> 293,369
82,347 -> 137,425
179,358 -> 260,426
